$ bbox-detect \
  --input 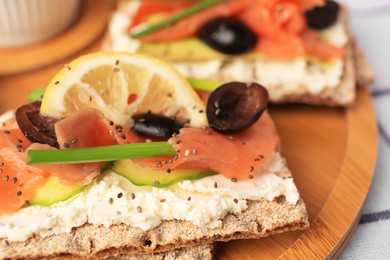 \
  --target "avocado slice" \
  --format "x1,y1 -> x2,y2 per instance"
112,159 -> 217,188
30,176 -> 86,207
139,38 -> 229,61
139,37 -> 336,66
